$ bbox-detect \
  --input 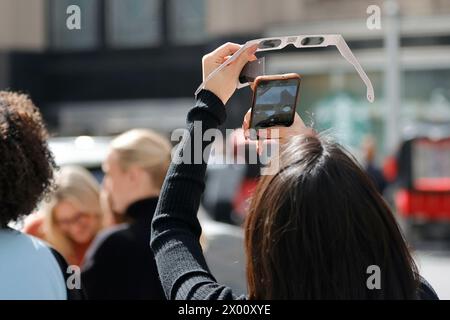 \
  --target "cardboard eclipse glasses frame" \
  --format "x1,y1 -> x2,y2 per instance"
195,34 -> 375,103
